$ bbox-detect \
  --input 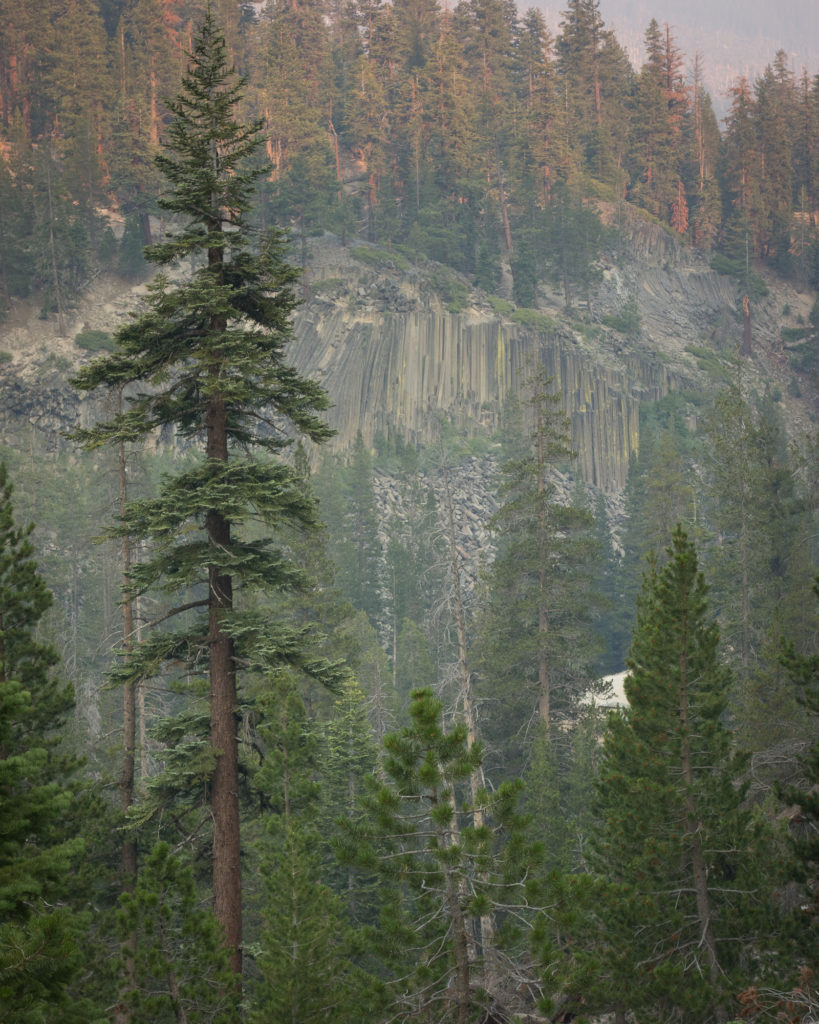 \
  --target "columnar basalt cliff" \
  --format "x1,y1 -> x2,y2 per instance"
292,302 -> 674,491
1,218 -> 814,495
288,232 -> 702,491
